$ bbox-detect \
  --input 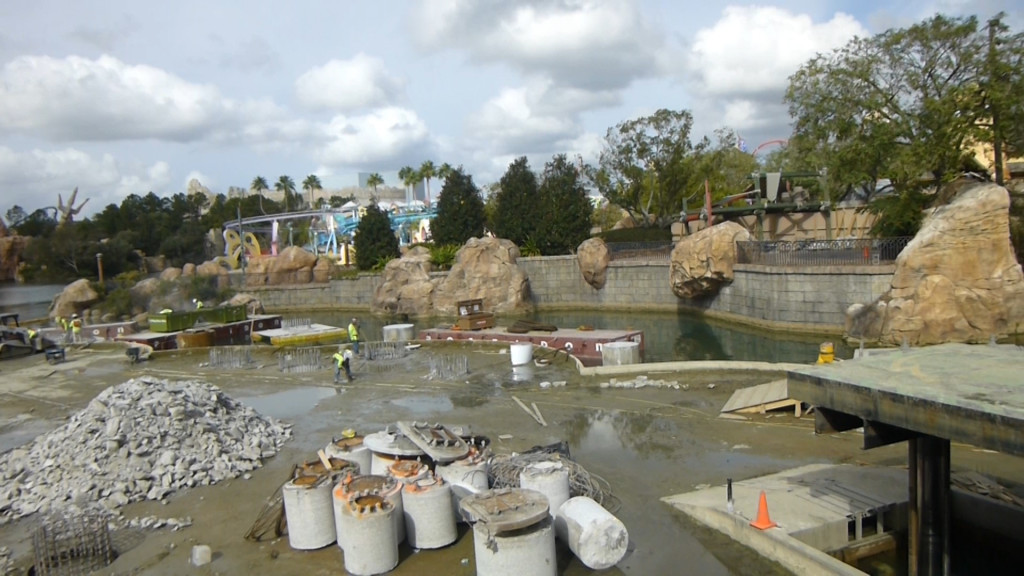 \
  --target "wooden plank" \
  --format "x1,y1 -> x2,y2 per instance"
735,398 -> 800,414
721,379 -> 790,413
